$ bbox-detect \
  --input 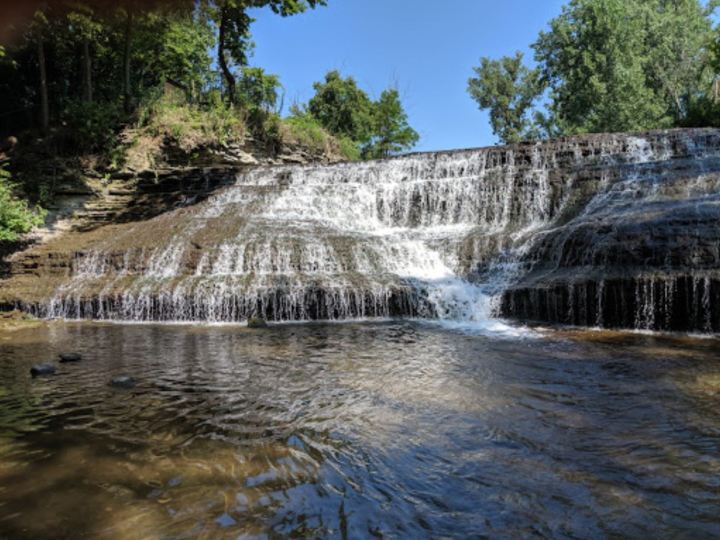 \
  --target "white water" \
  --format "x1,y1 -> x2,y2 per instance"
38,131 -> 720,331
